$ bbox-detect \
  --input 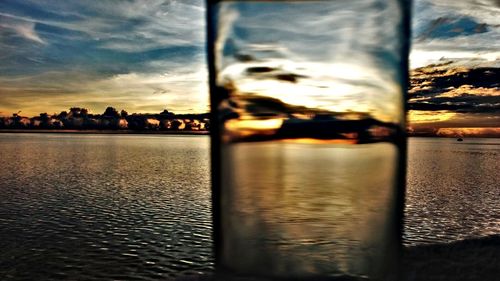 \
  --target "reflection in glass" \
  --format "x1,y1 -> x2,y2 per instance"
208,1 -> 409,280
